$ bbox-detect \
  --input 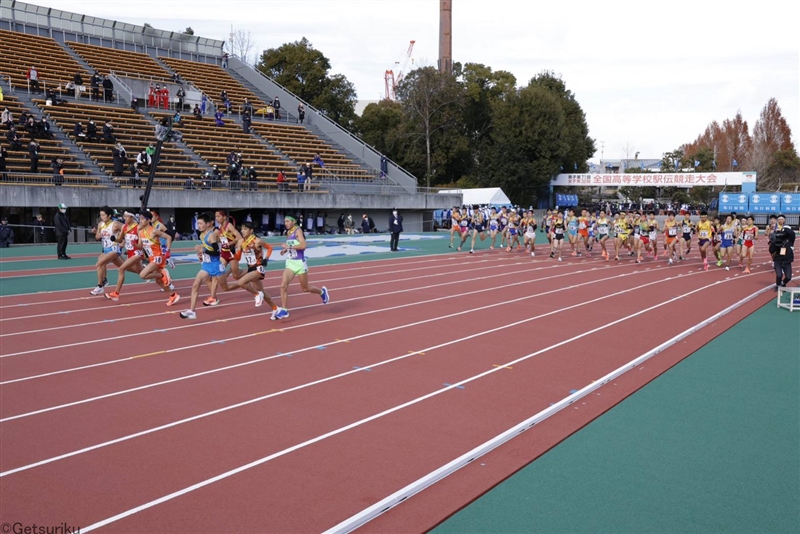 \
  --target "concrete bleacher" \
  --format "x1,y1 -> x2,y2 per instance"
150,111 -> 320,191
252,121 -> 375,181
35,100 -> 200,184
160,57 -> 266,110
1,95 -> 88,183
67,42 -> 173,82
0,30 -> 91,92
